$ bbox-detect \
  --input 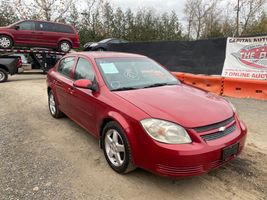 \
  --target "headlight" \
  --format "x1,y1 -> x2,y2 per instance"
140,119 -> 192,144
228,101 -> 237,113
